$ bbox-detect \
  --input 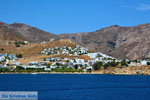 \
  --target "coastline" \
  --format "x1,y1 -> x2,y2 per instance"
0,72 -> 148,75
1,65 -> 150,75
